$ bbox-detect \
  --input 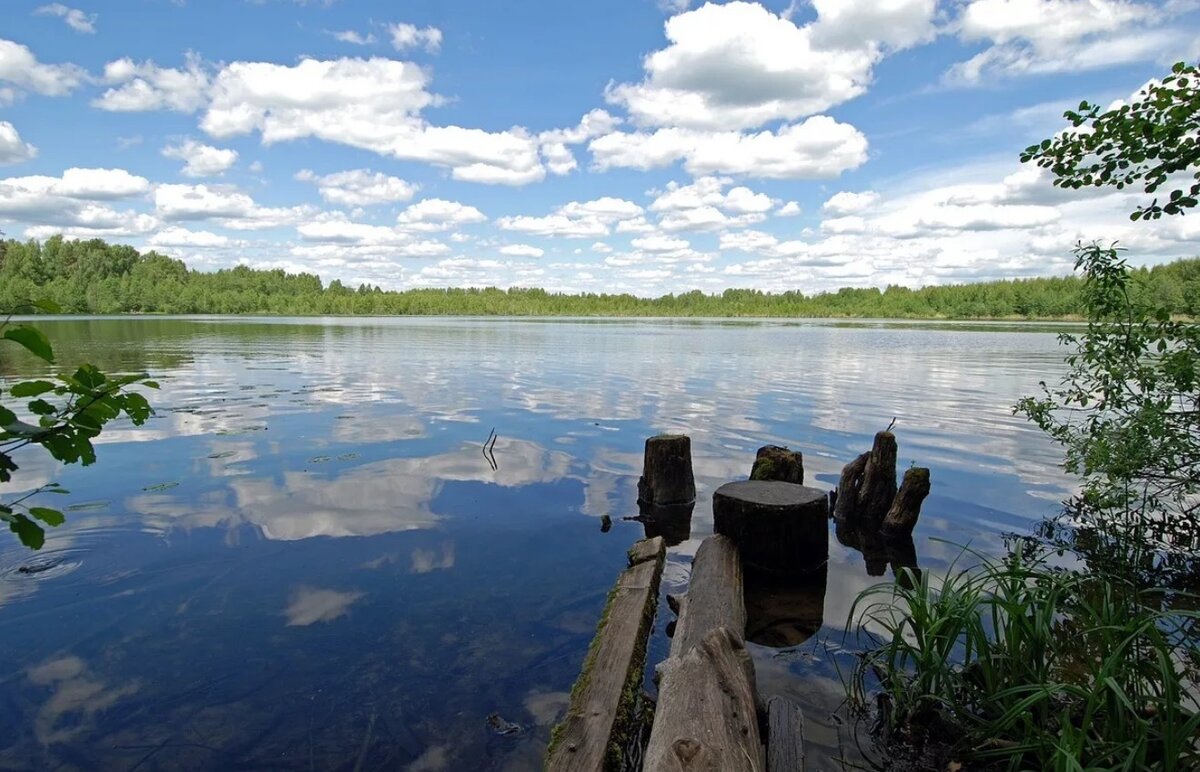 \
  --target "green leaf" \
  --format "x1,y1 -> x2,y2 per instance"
9,514 -> 45,549
3,325 -> 54,363
27,399 -> 56,416
29,507 -> 65,527
11,380 -> 56,398
142,380 -> 160,389
0,406 -> 16,426
31,299 -> 62,314
71,364 -> 106,390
